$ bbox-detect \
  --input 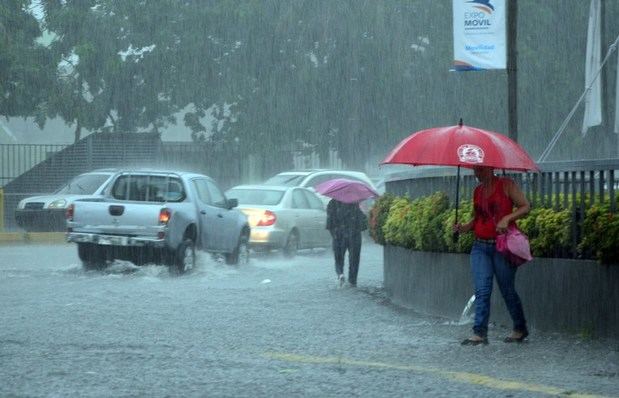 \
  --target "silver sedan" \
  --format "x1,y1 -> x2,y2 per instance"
225,185 -> 332,257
